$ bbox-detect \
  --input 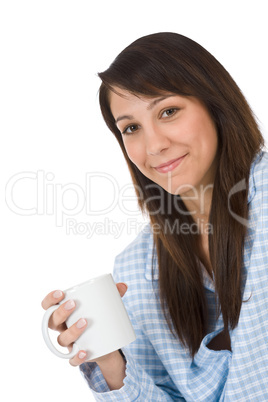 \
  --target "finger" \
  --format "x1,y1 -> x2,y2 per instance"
41,290 -> 65,310
116,282 -> 128,298
57,318 -> 87,348
48,299 -> 76,331
69,350 -> 88,367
